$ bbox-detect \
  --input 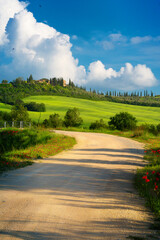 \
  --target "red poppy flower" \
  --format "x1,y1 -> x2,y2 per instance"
155,185 -> 158,190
